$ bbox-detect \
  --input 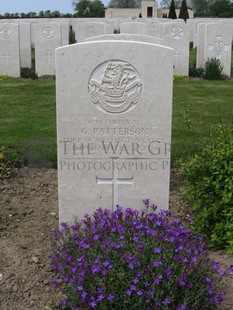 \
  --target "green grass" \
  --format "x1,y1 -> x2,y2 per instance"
172,79 -> 233,161
0,79 -> 233,167
0,79 -> 56,167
